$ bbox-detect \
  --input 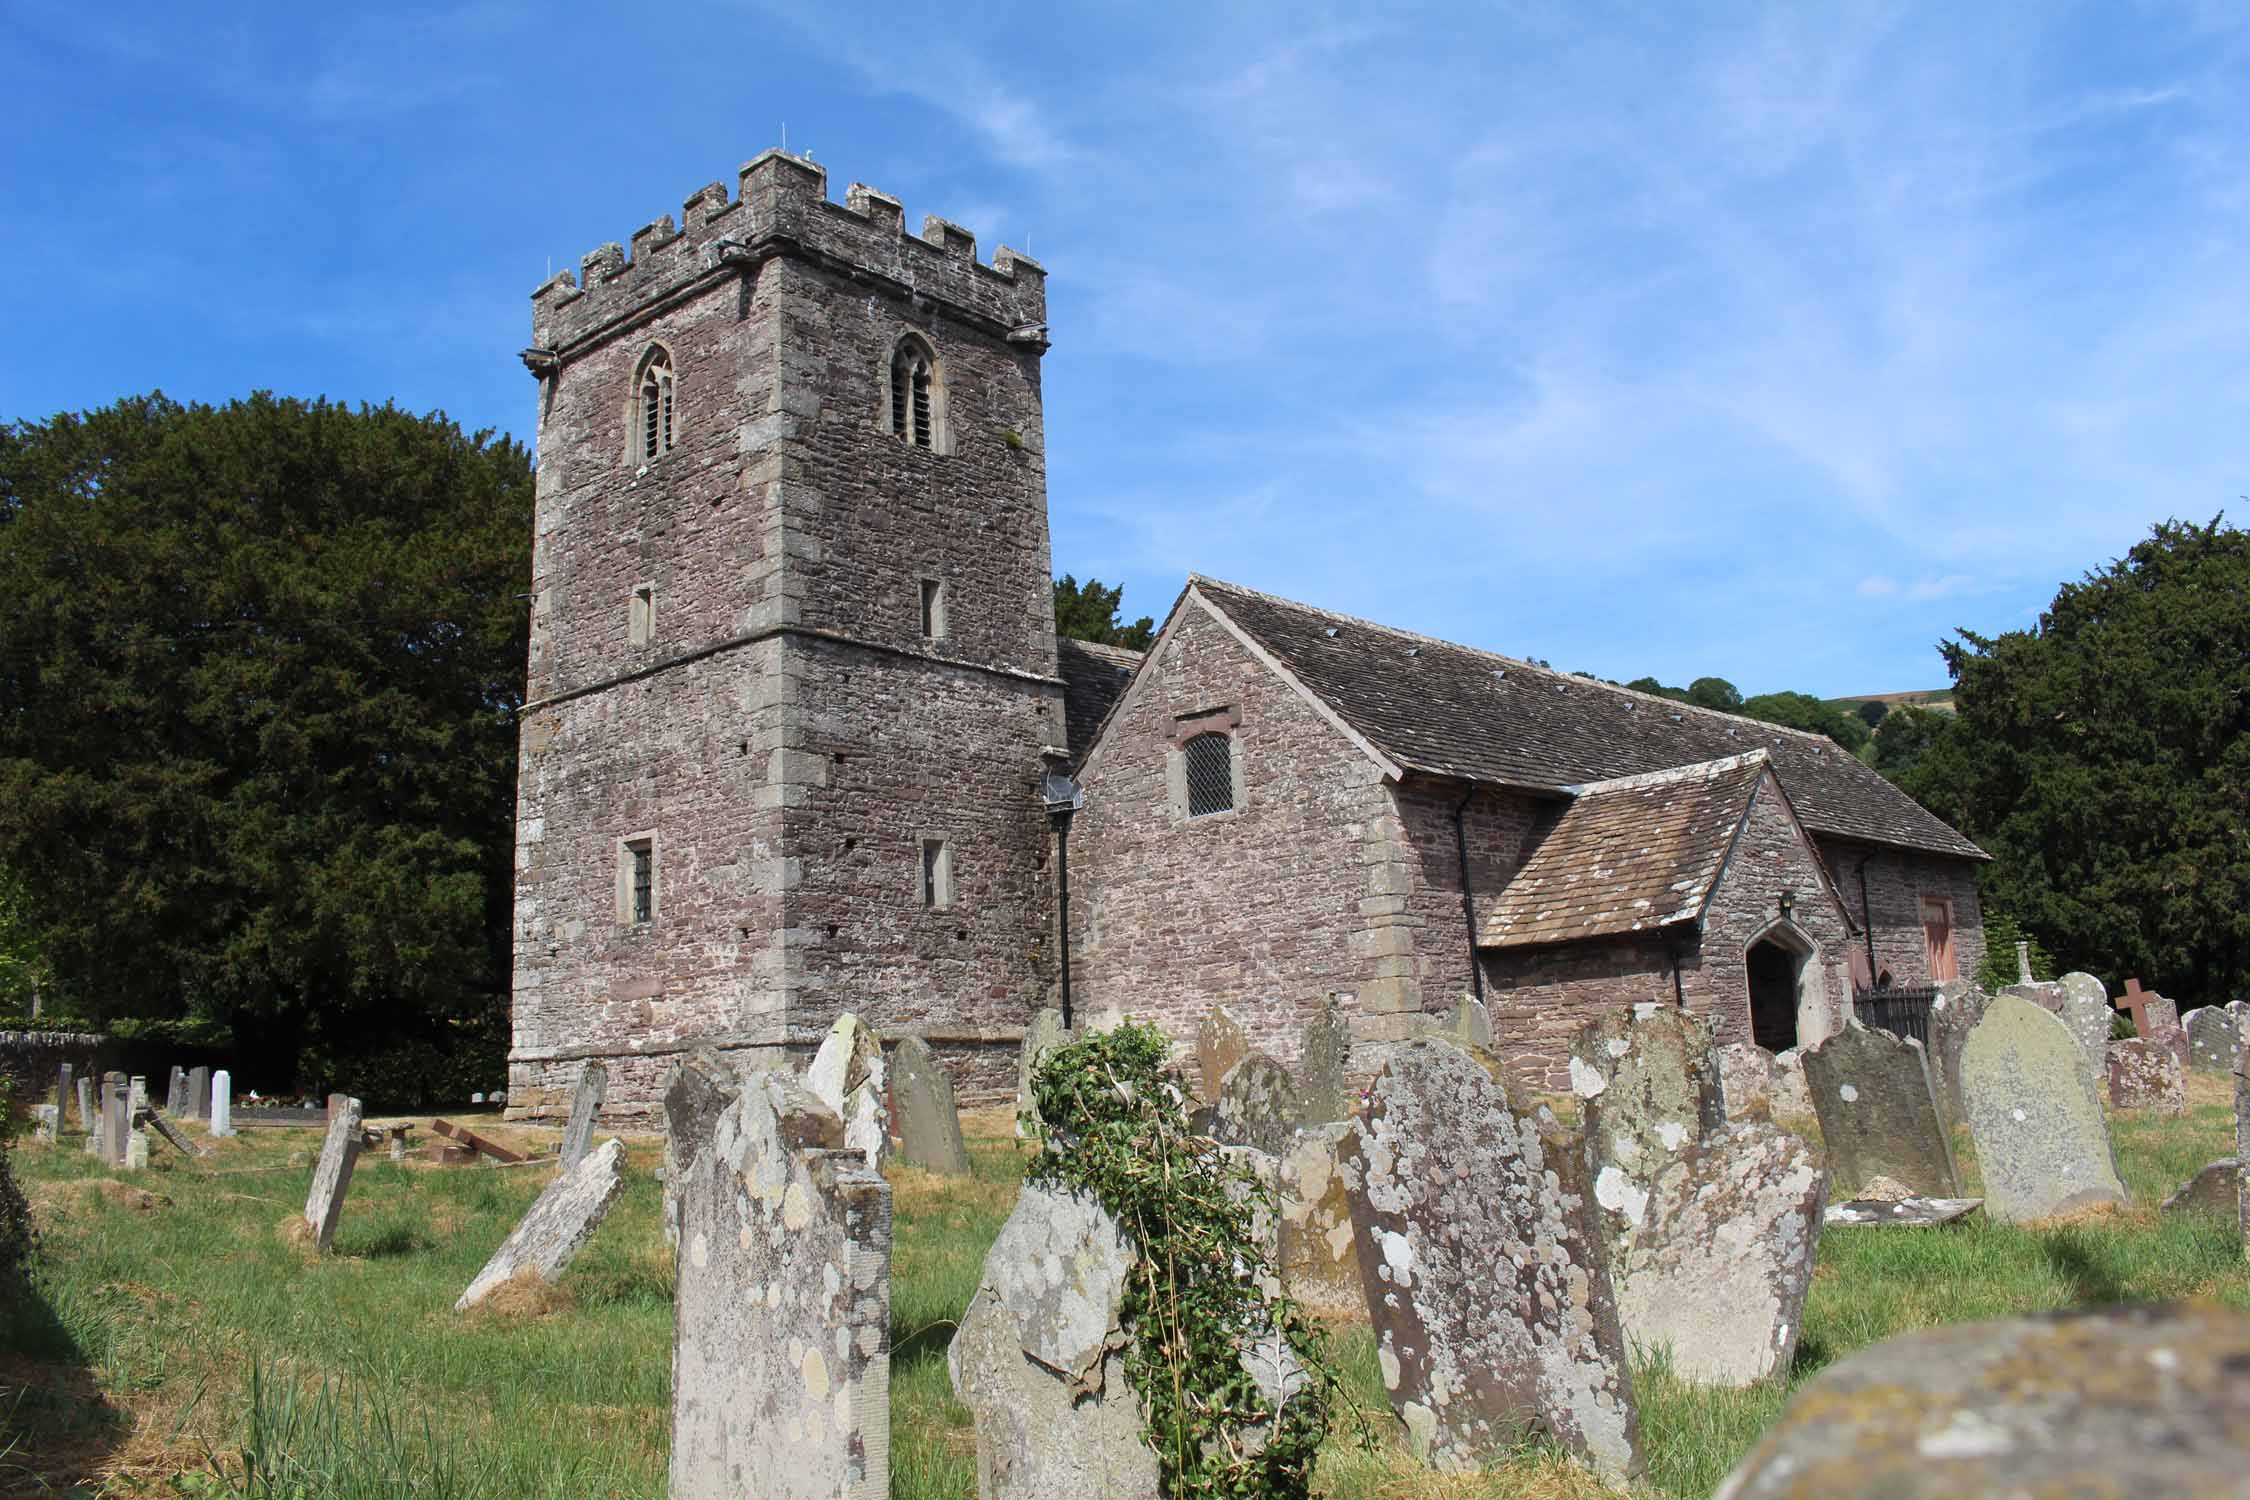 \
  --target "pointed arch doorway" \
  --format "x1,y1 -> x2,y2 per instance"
1745,922 -> 1818,1053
